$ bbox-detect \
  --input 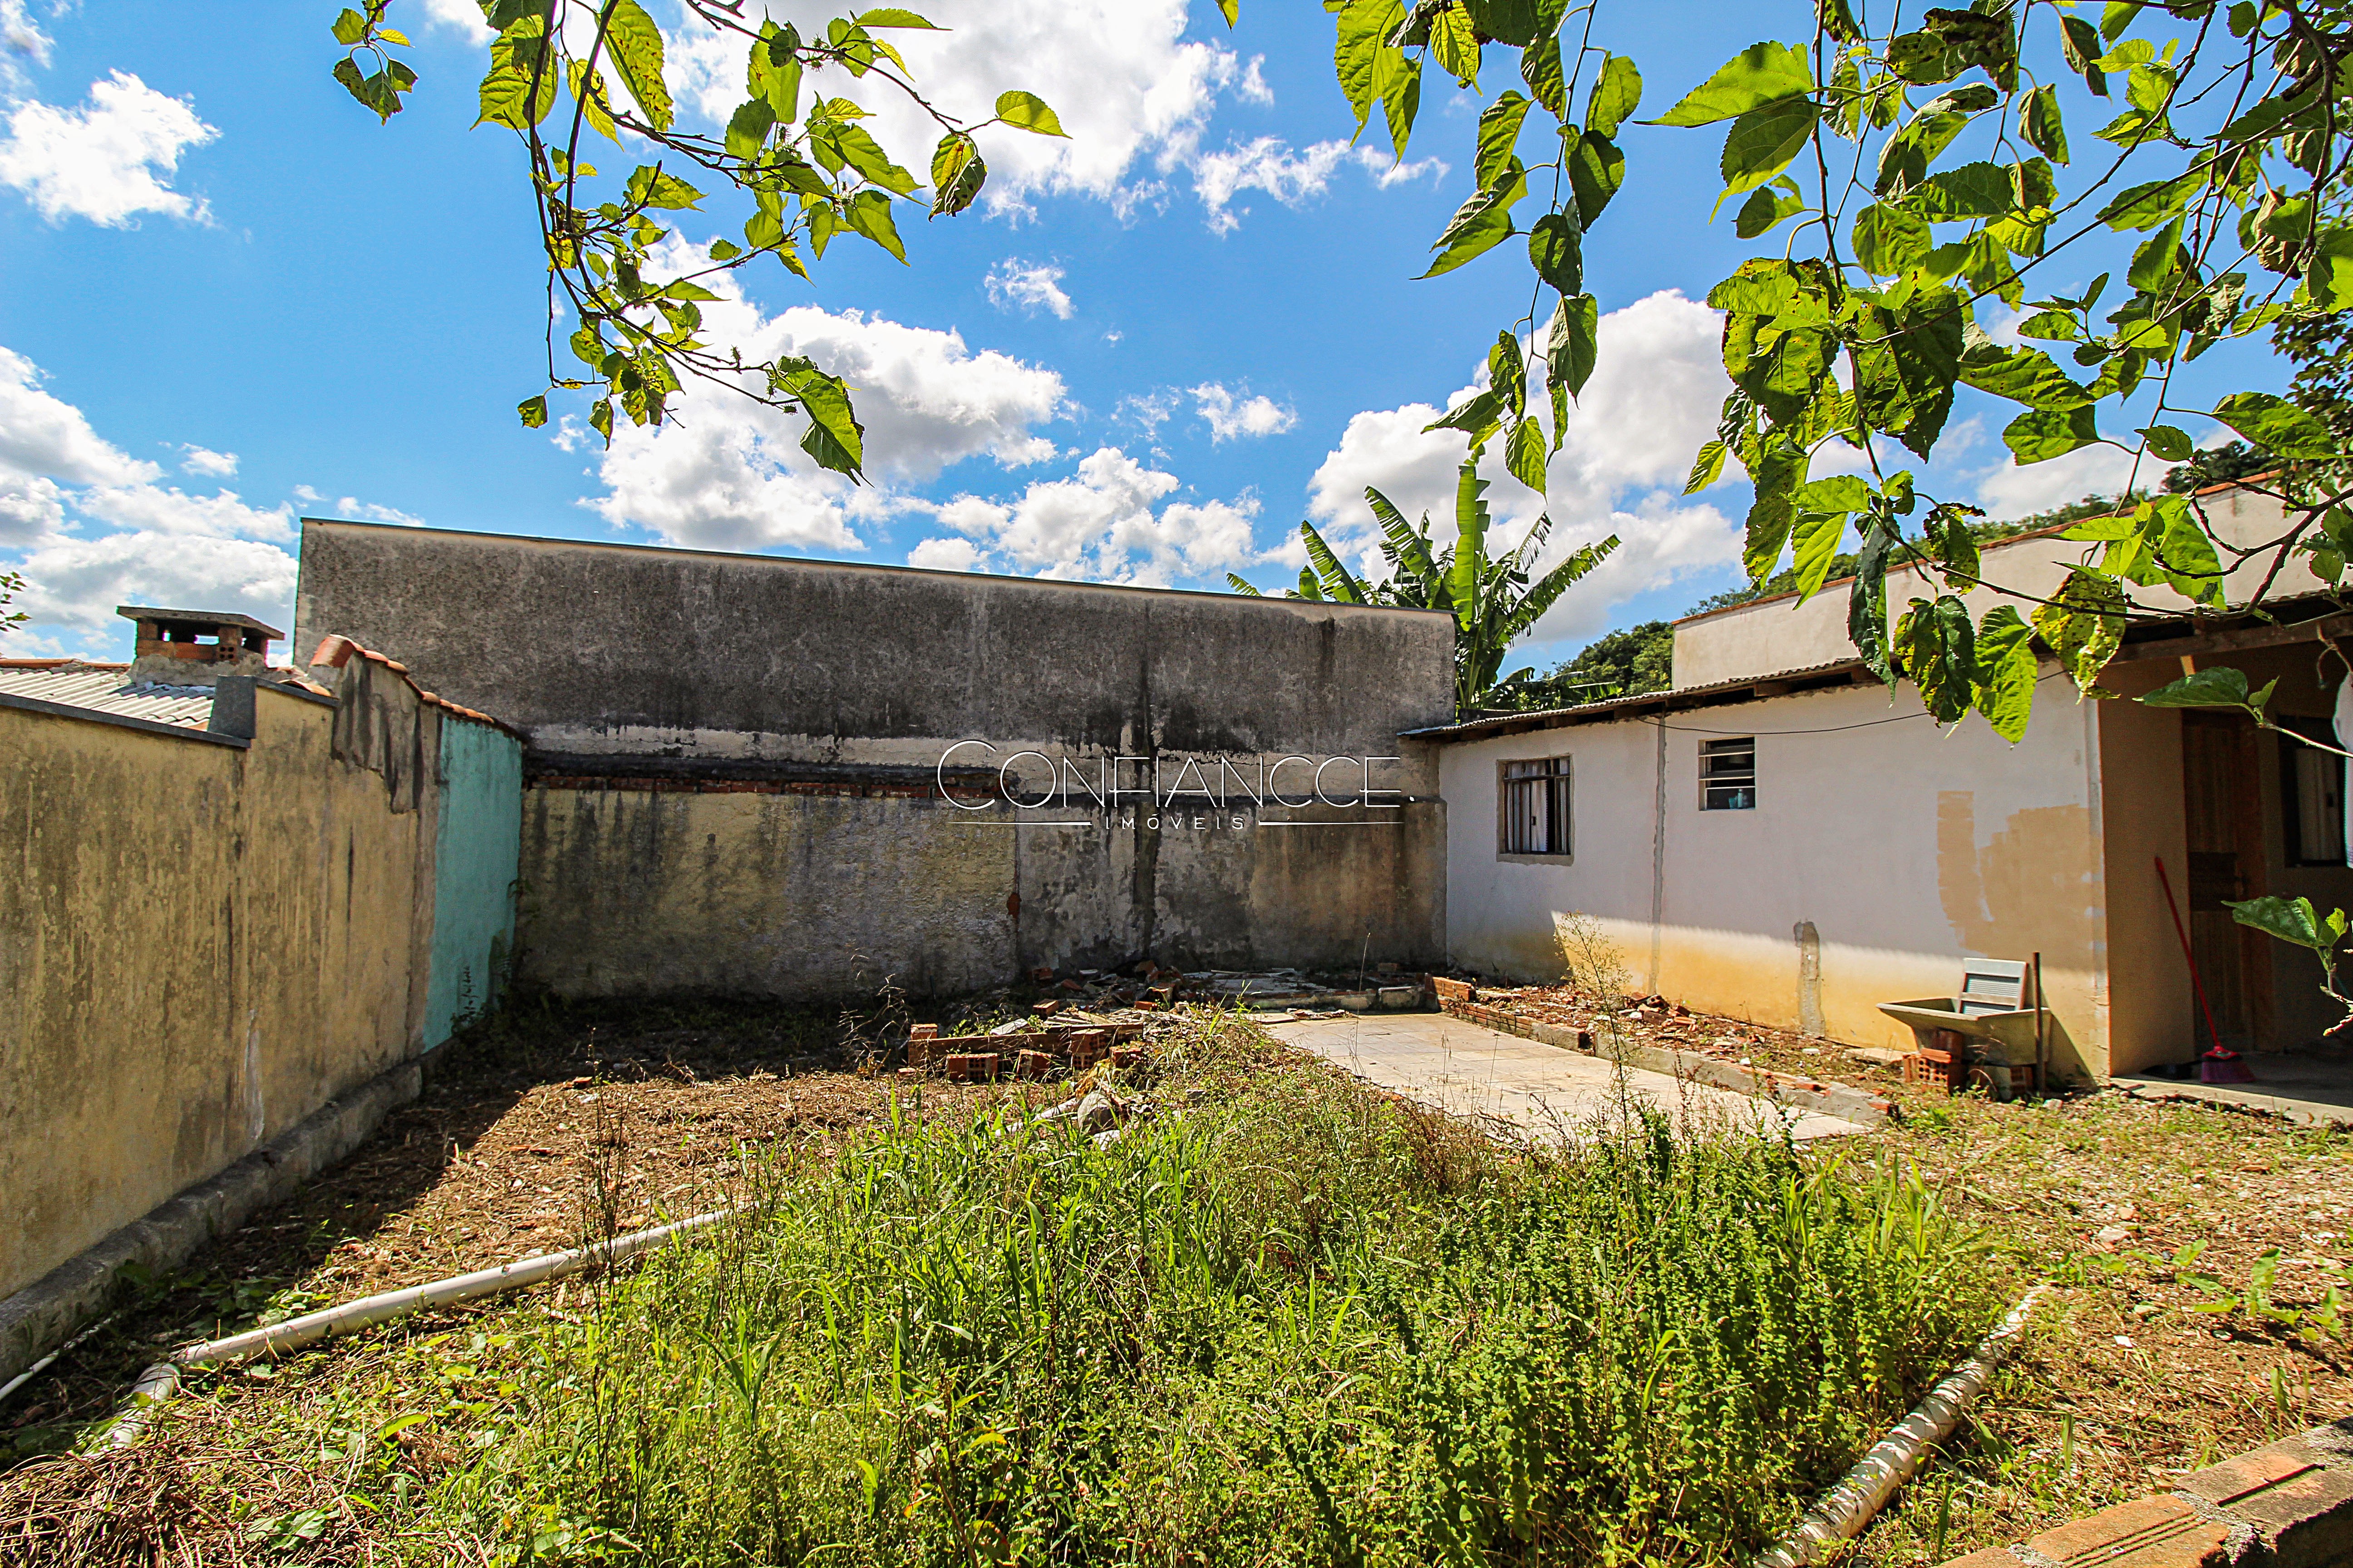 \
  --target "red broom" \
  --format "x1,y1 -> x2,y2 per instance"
2154,856 -> 2254,1083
